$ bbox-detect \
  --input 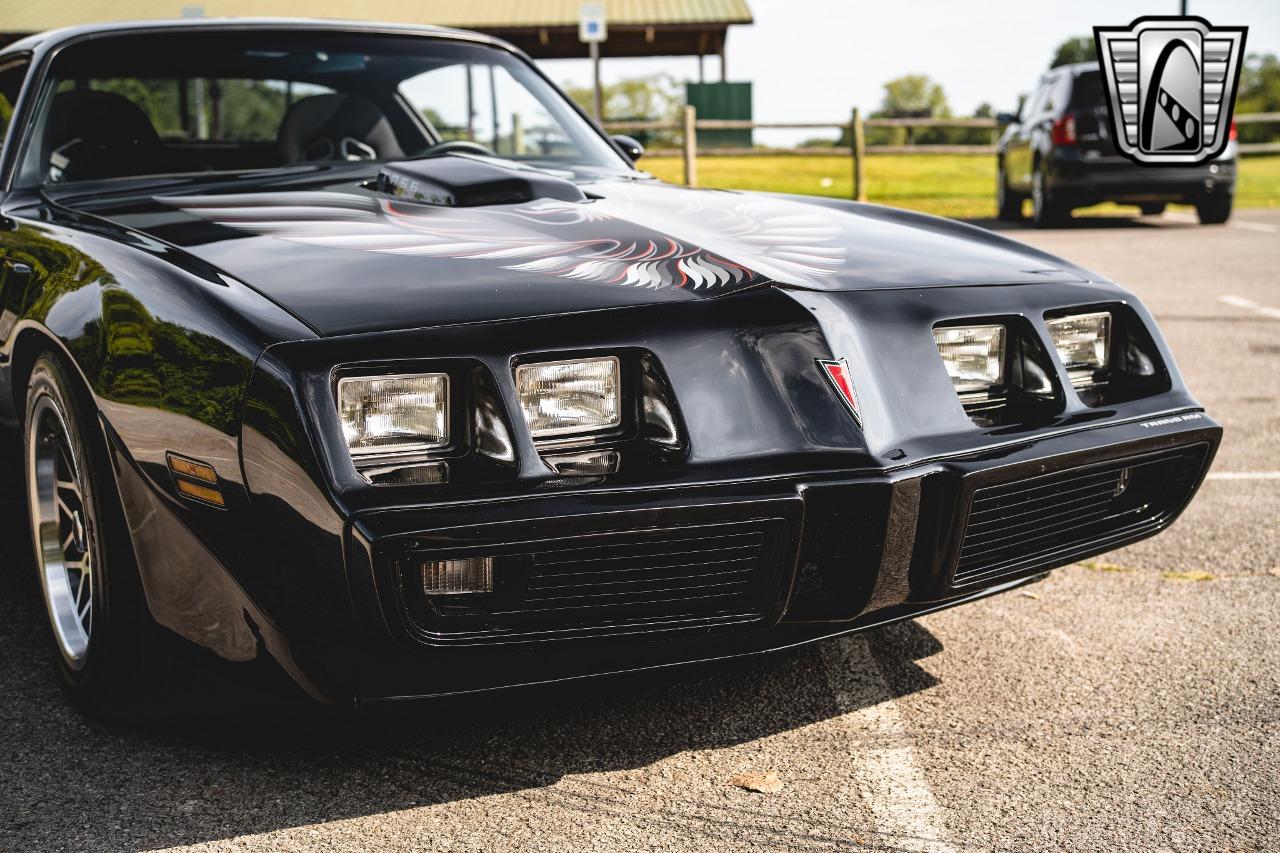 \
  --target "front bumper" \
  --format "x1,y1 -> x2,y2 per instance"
314,410 -> 1218,703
